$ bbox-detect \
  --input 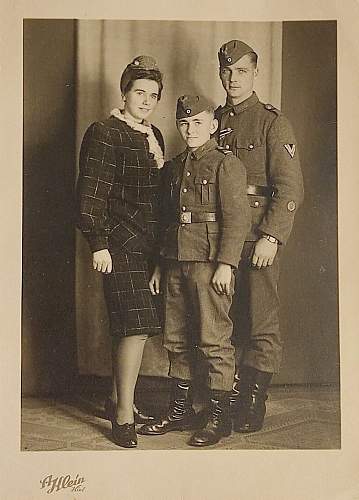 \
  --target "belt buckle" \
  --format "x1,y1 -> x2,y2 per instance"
180,211 -> 192,224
